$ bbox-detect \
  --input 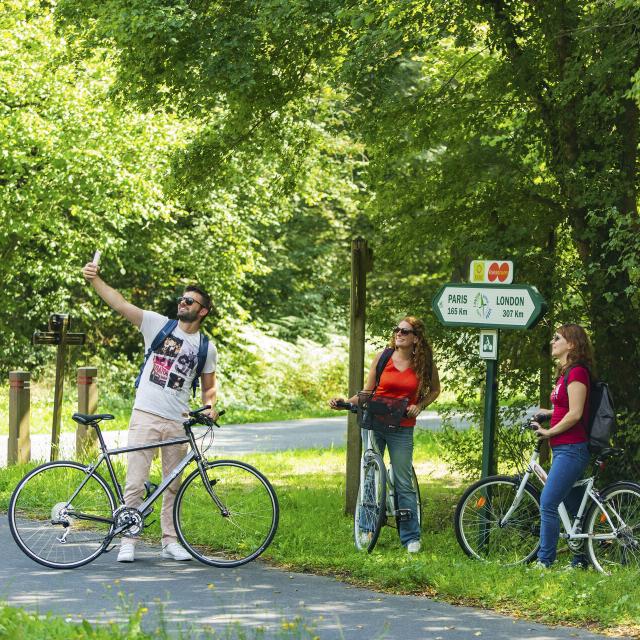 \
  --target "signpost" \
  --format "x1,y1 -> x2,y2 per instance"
432,277 -> 547,477
432,283 -> 546,330
33,314 -> 86,461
